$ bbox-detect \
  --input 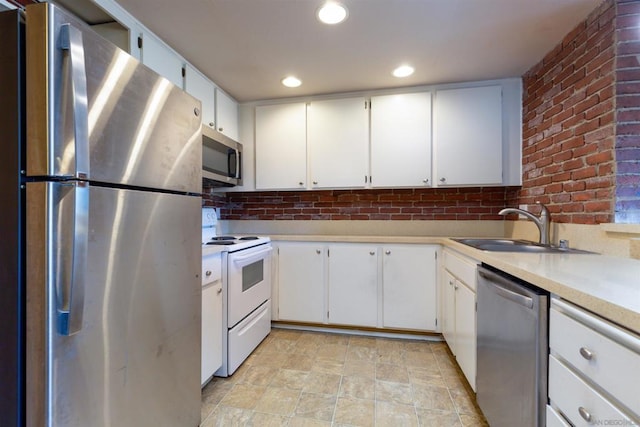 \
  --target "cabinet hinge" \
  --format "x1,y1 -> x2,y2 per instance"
327,249 -> 330,257
181,67 -> 186,78
435,318 -> 438,327
327,310 -> 330,318
475,301 -> 478,312
435,252 -> 438,260
137,36 -> 142,49
365,175 -> 367,183
365,100 -> 368,109
277,247 -> 280,255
